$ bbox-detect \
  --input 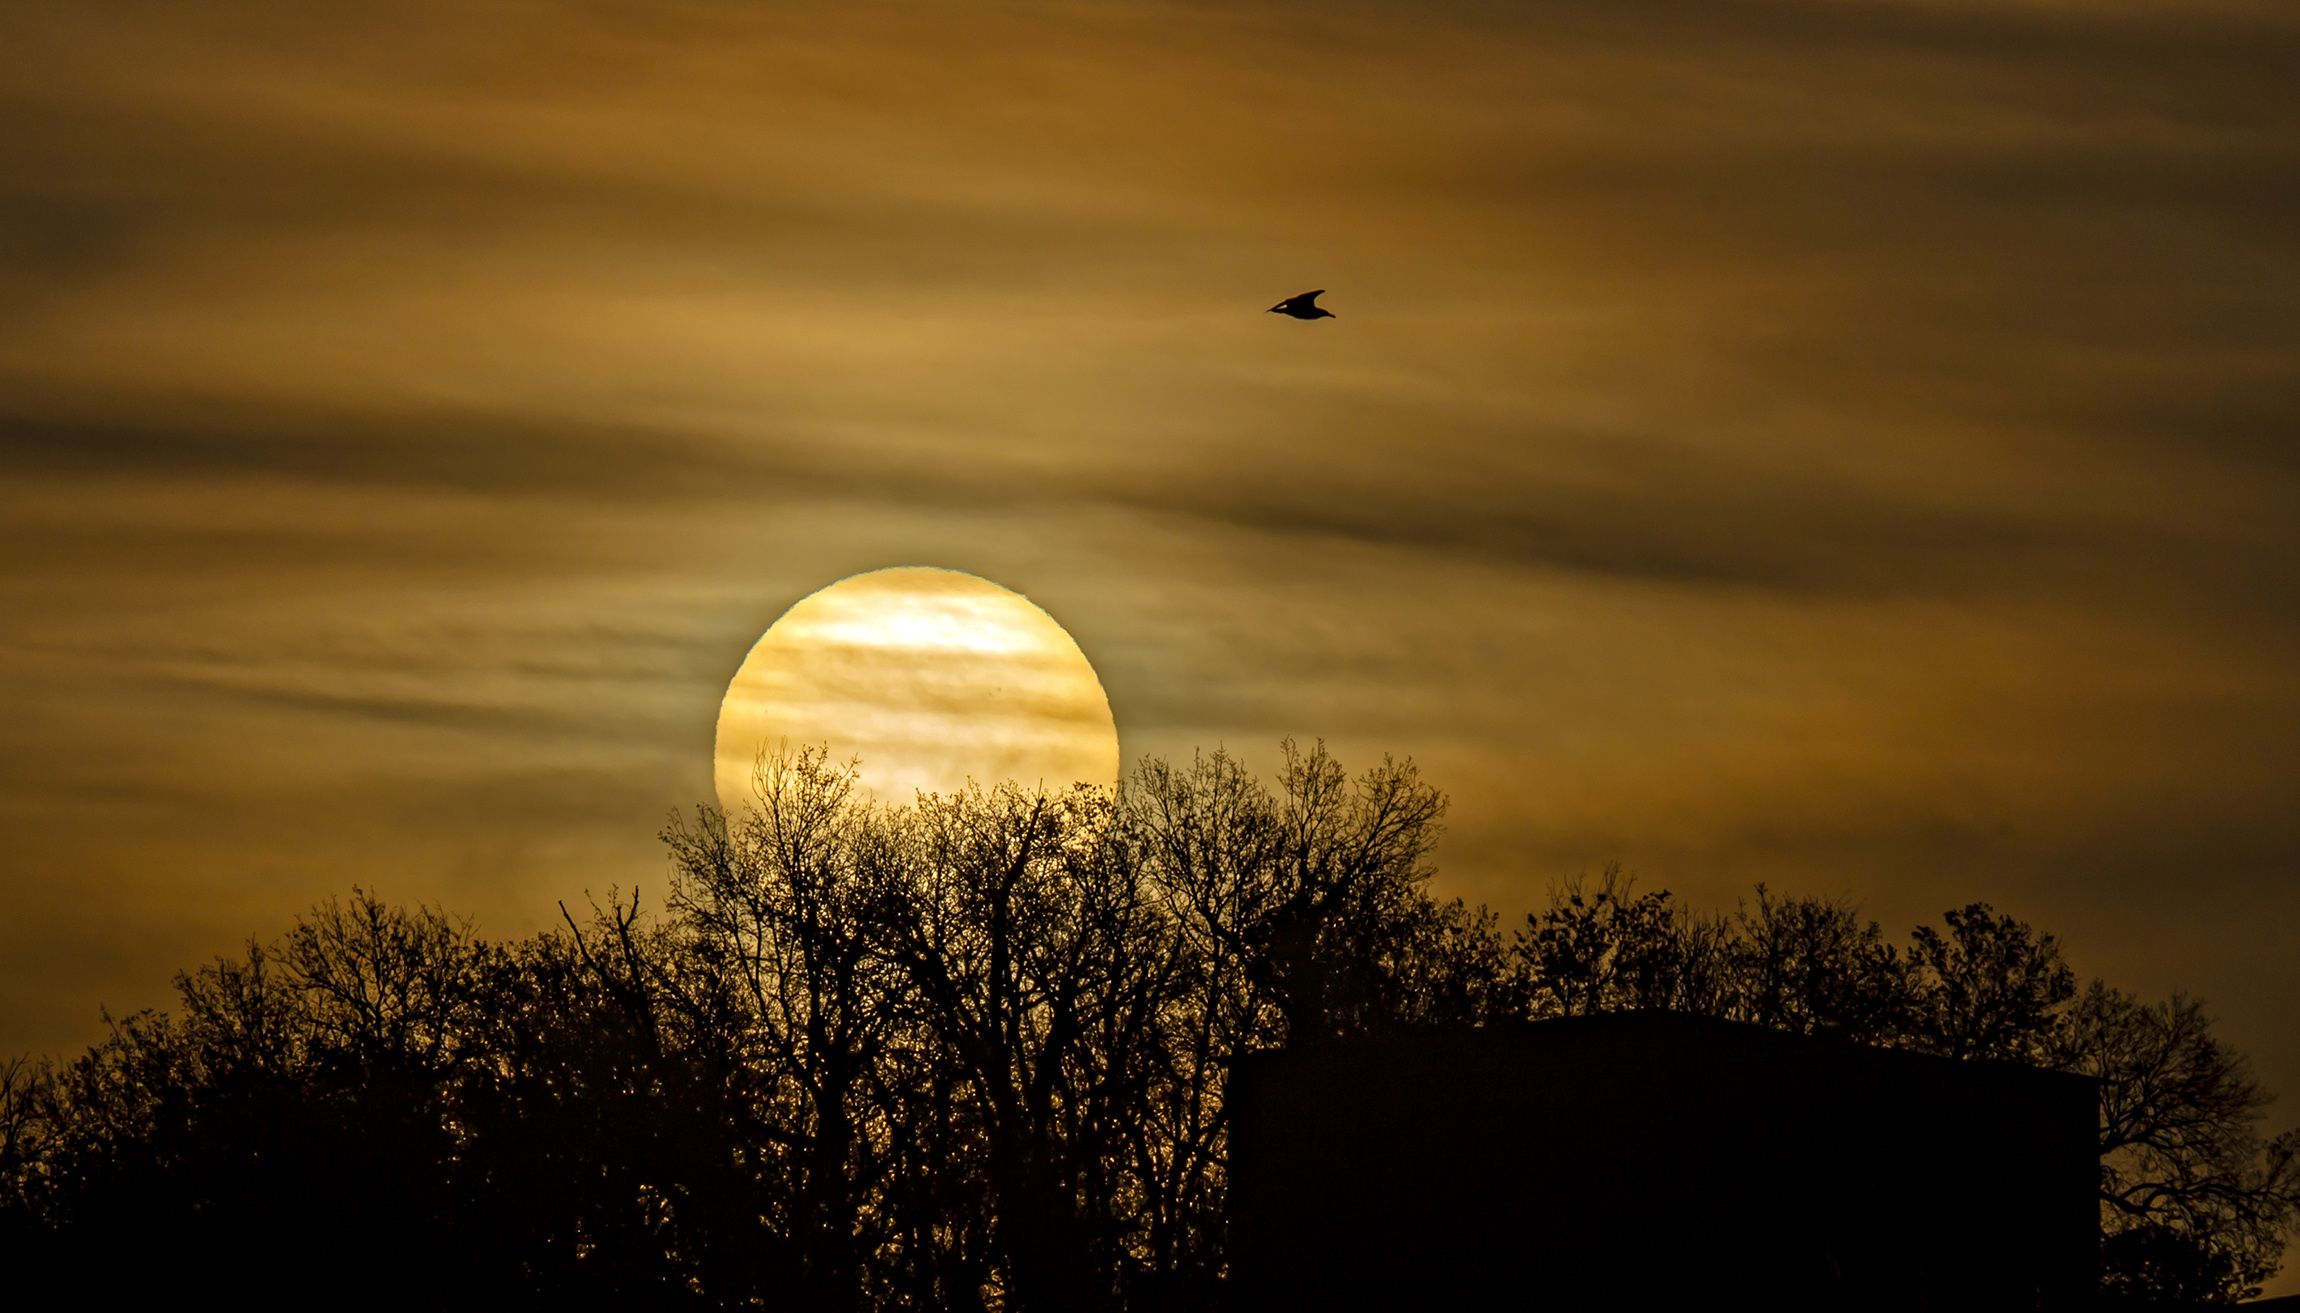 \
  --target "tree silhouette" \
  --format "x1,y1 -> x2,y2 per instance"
2054,983 -> 2300,1302
661,748 -> 909,1311
0,745 -> 2293,1307
880,783 -> 1173,1311
8,898 -> 504,1305
1721,883 -> 1911,1044
1907,903 -> 2077,1064
1503,868 -> 1728,1018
